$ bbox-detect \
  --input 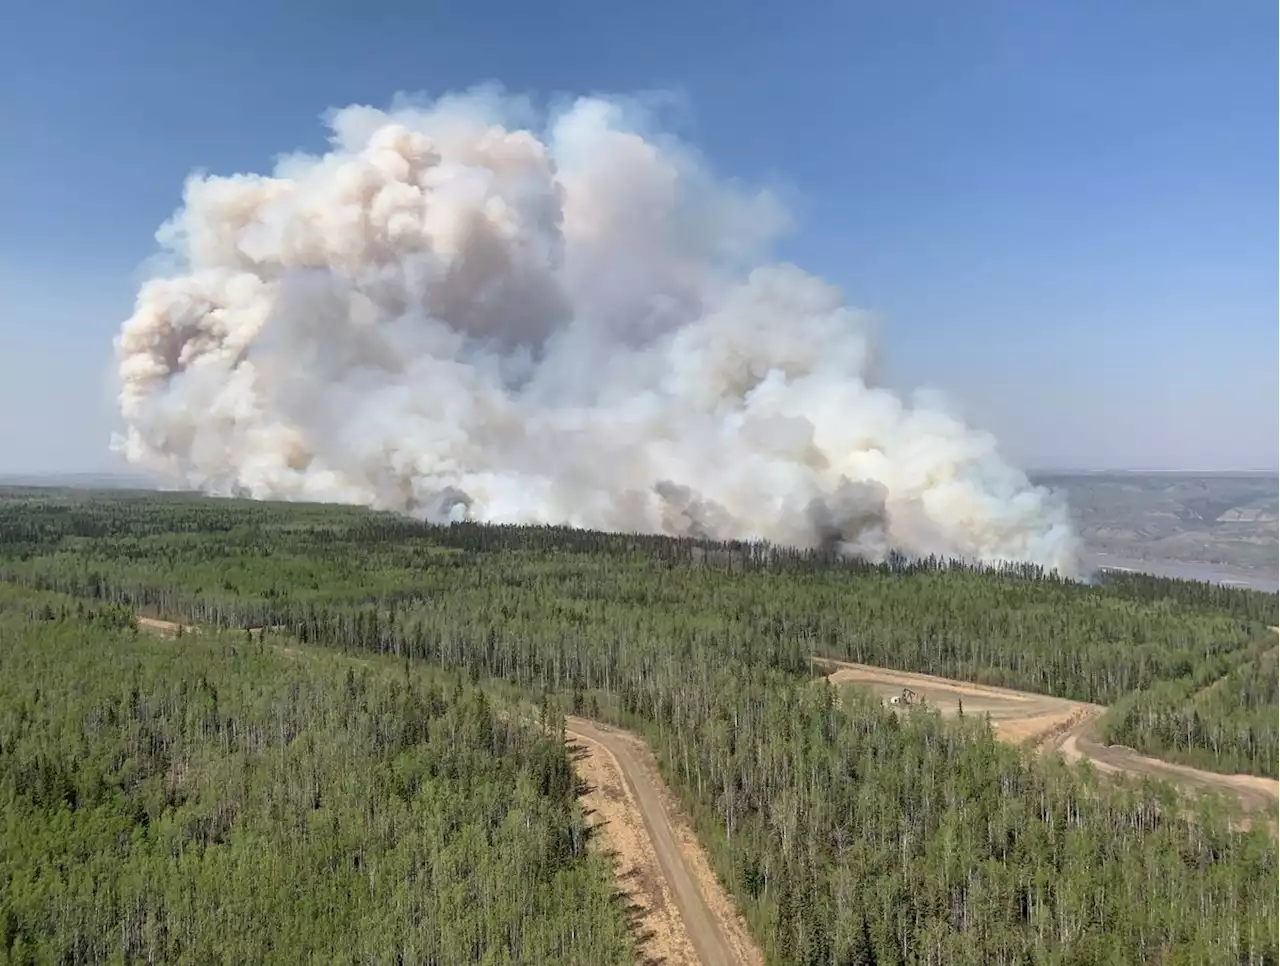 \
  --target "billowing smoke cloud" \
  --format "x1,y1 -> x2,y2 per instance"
112,89 -> 1079,574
